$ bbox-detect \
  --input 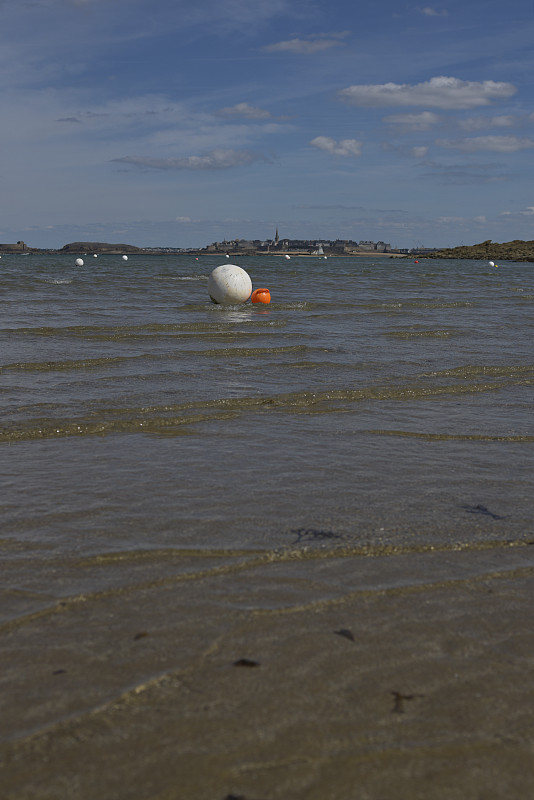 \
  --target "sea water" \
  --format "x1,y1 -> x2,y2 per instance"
3,250 -> 534,788
1,253 -> 533,606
